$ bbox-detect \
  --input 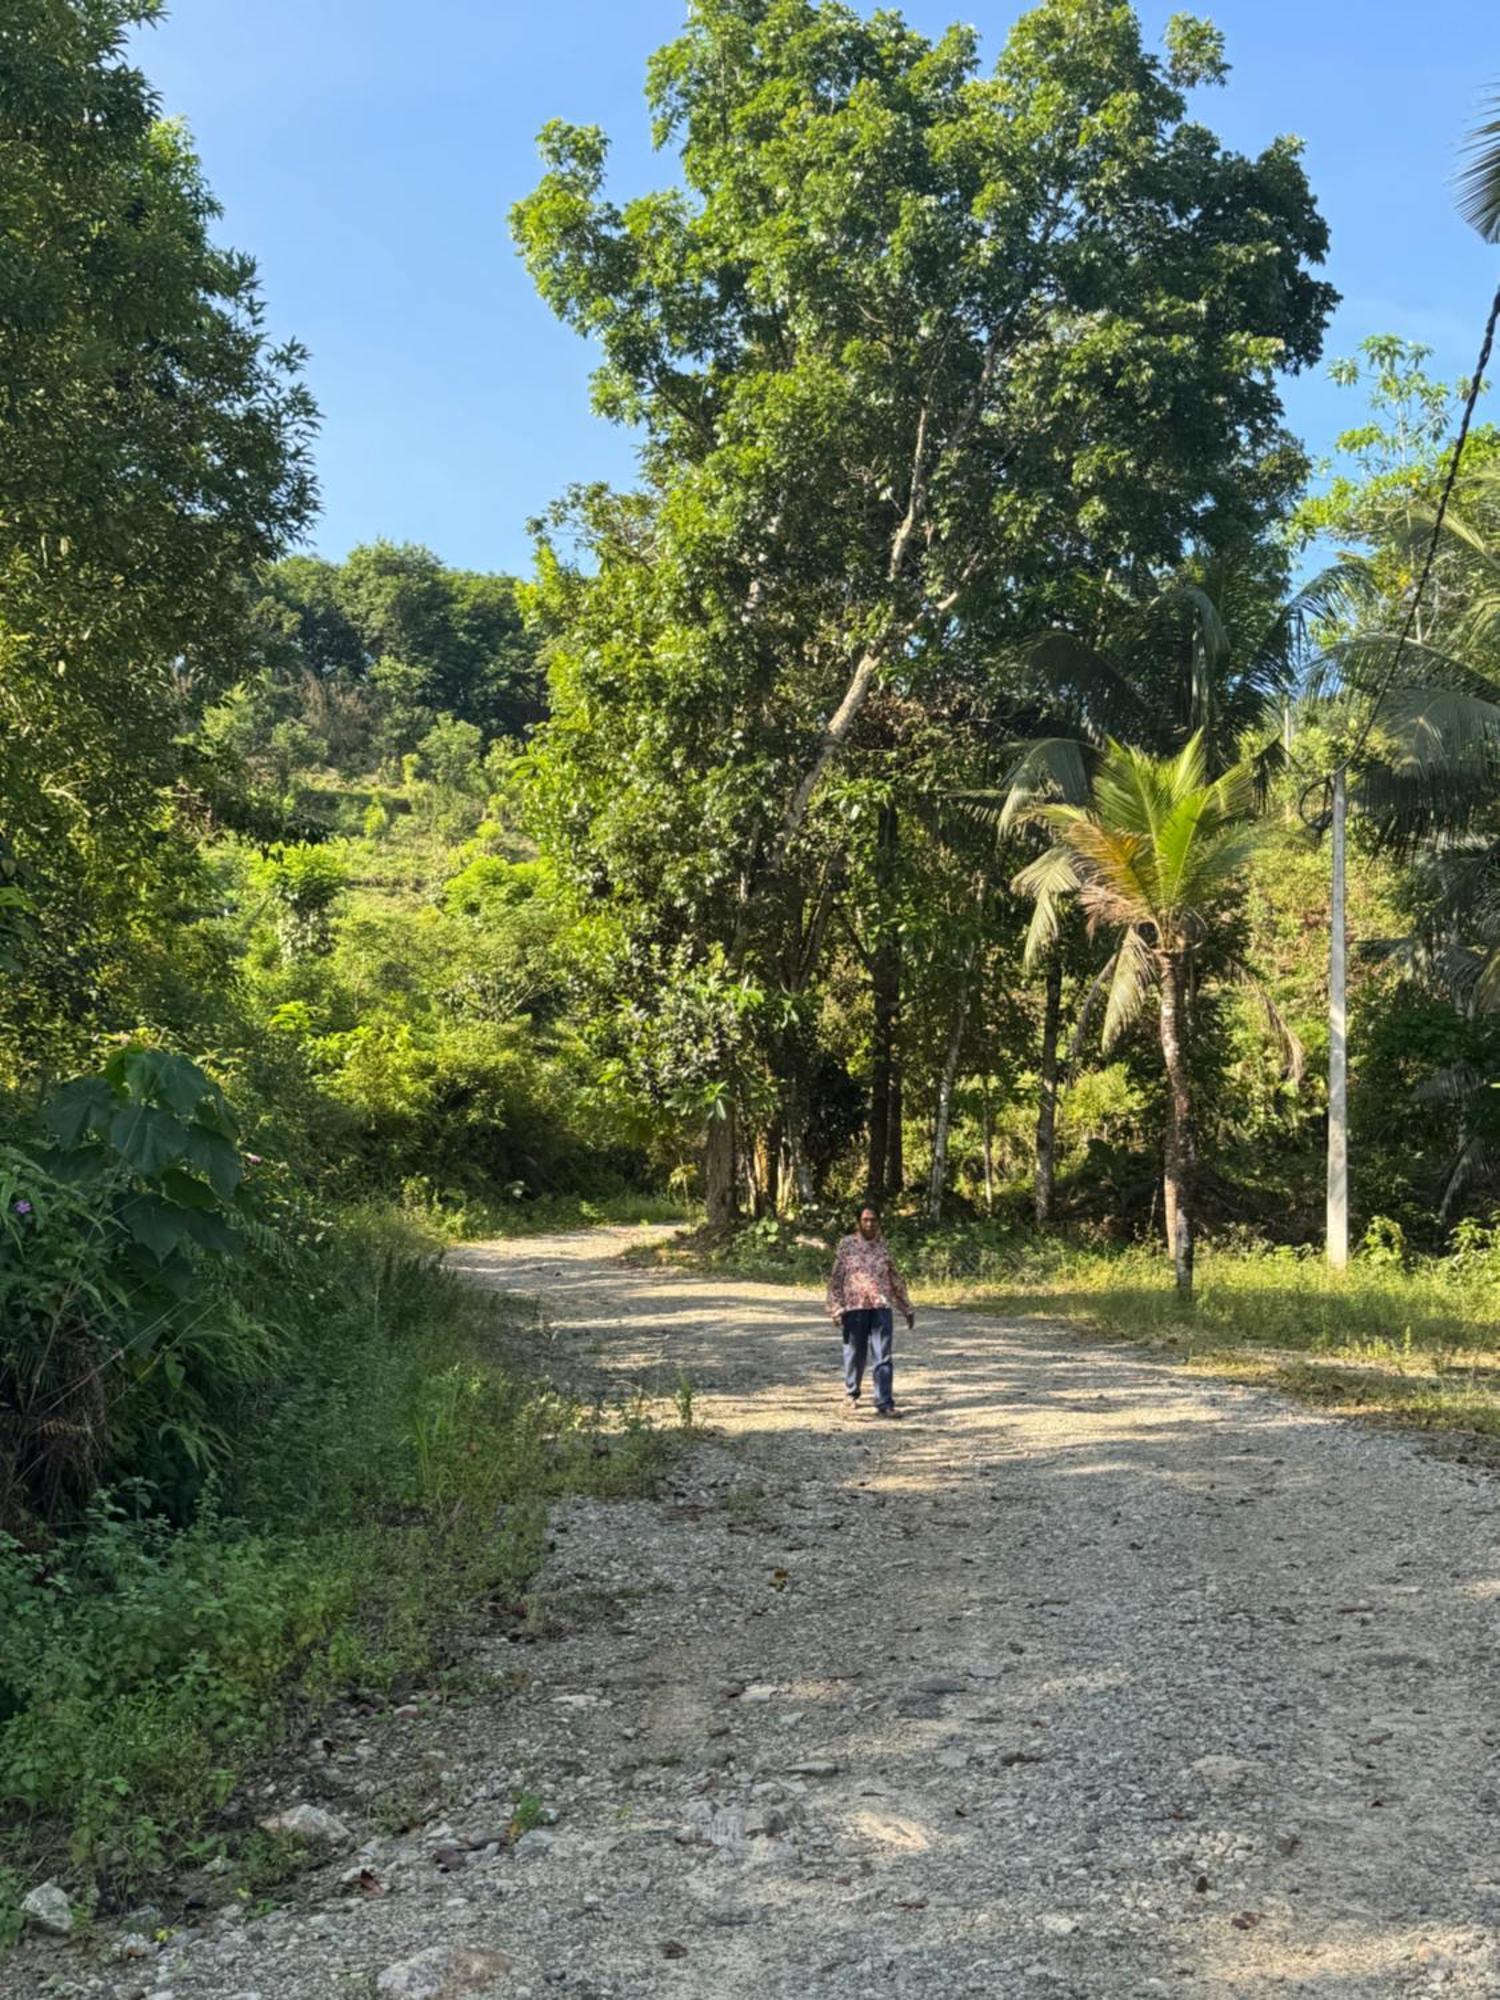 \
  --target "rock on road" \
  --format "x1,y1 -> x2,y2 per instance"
26,1228 -> 1500,1999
